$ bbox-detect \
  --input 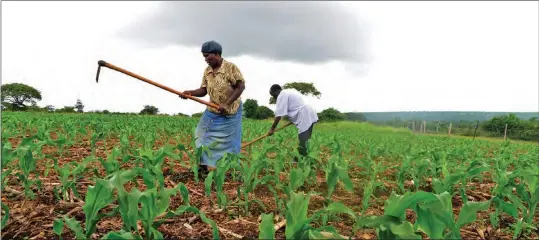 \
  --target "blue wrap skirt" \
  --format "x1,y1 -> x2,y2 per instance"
194,102 -> 243,167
